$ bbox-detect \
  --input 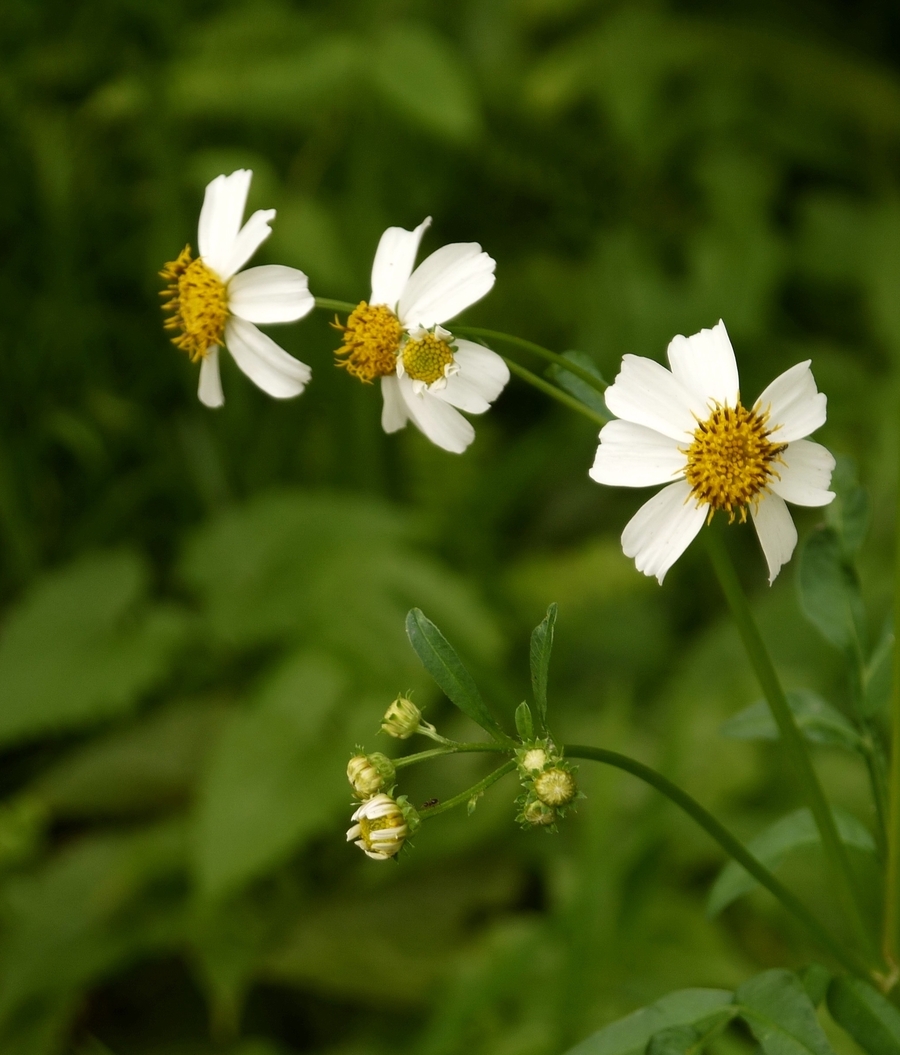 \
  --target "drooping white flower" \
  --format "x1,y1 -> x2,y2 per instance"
160,169 -> 313,407
333,218 -> 509,454
346,793 -> 410,861
590,320 -> 835,584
